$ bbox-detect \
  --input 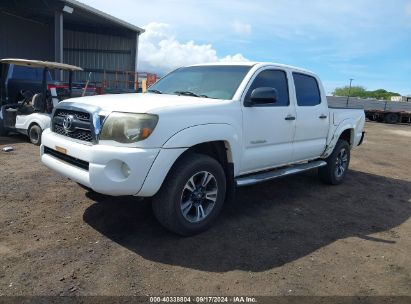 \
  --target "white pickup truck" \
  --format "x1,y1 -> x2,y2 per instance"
41,62 -> 365,235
